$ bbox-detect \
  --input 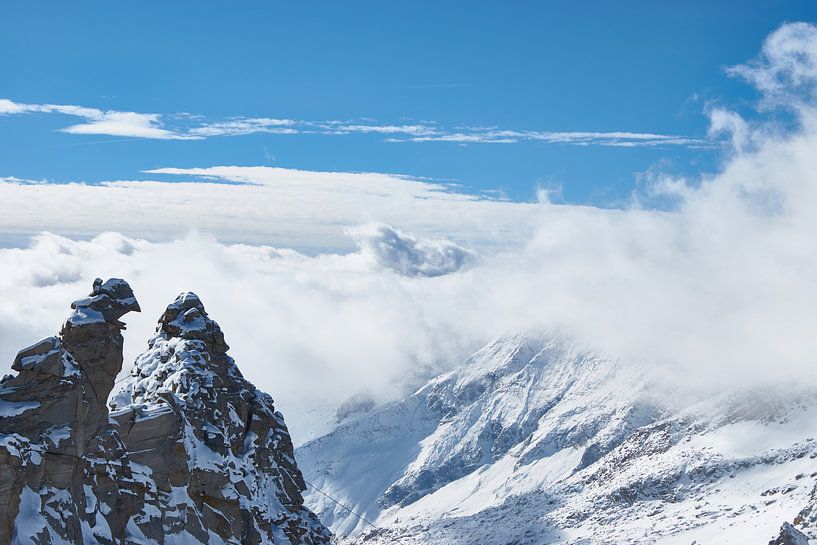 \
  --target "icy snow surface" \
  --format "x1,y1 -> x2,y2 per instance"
298,333 -> 817,544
